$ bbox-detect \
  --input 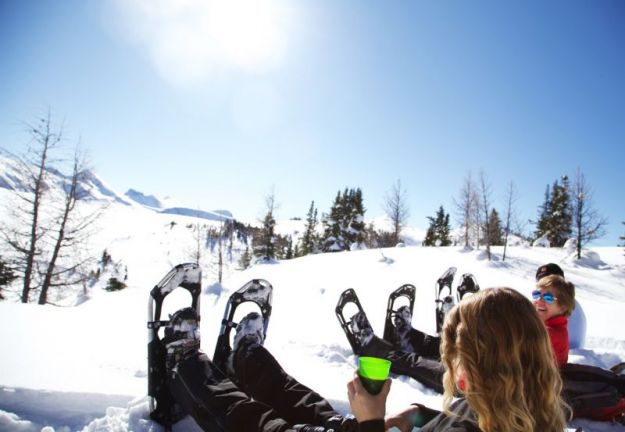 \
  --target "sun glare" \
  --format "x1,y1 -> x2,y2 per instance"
114,0 -> 289,85
207,0 -> 285,69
